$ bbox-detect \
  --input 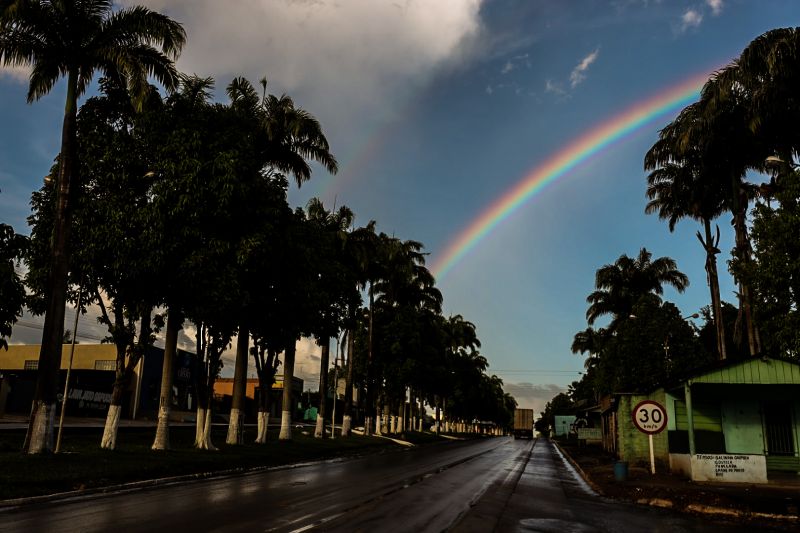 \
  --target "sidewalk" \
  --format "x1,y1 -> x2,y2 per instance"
556,440 -> 800,524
